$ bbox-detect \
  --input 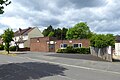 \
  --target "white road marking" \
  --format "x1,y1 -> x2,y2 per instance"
16,56 -> 120,75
